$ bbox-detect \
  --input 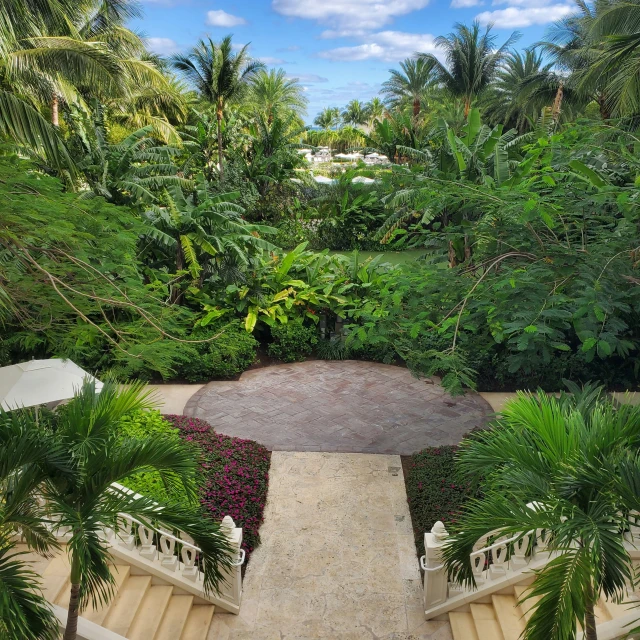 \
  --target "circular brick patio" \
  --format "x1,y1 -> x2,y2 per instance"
184,360 -> 493,454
